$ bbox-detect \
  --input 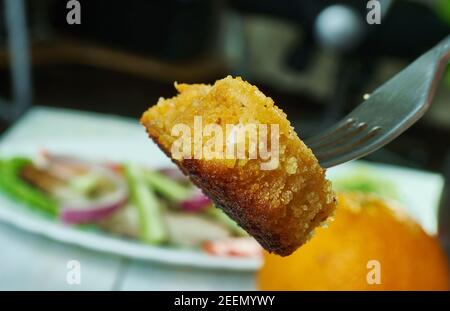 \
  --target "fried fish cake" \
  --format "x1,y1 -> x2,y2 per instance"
141,76 -> 336,256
